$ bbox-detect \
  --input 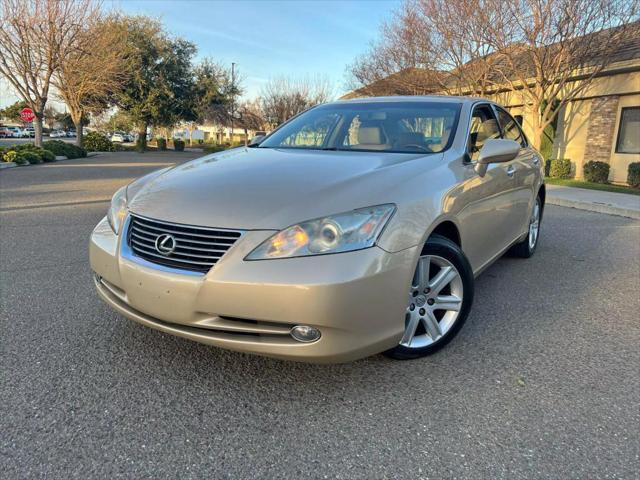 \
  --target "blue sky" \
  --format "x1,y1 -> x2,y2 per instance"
0,0 -> 400,108
116,0 -> 400,99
